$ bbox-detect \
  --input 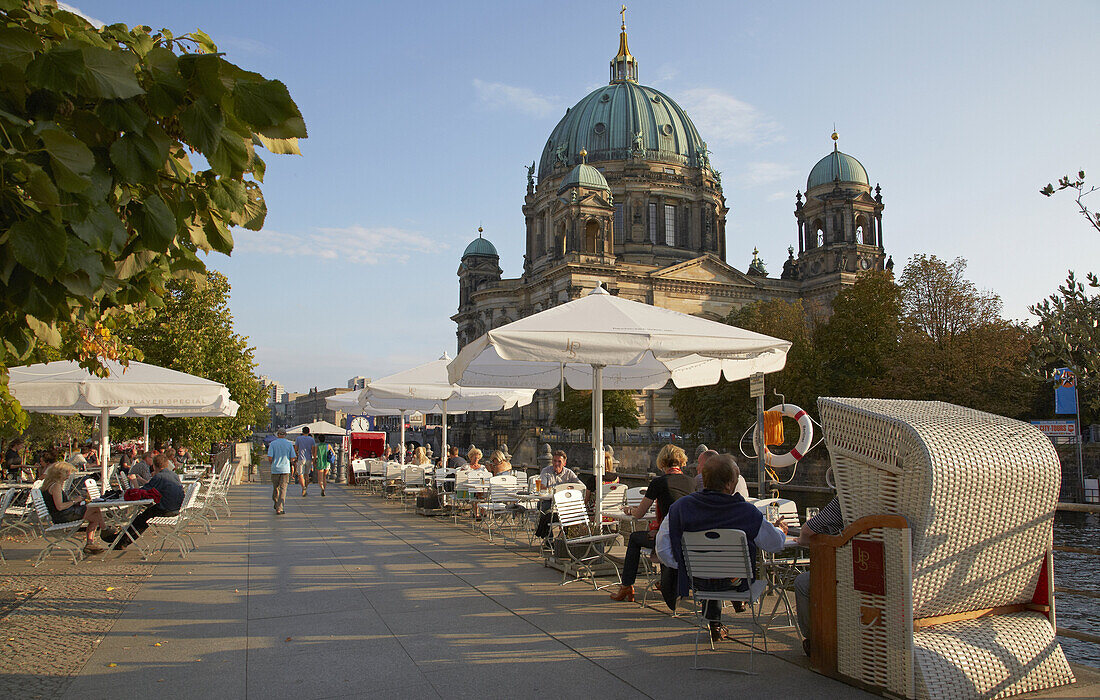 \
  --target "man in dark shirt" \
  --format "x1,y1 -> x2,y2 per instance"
794,497 -> 845,653
445,445 -> 468,470
4,437 -> 25,480
112,454 -> 186,550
